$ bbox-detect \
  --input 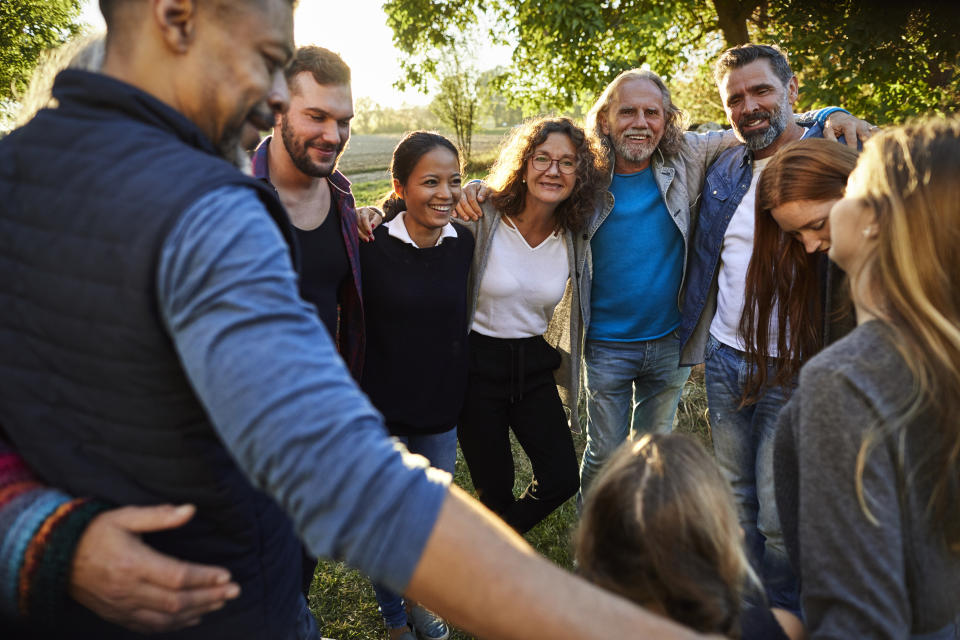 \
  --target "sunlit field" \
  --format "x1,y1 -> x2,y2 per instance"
340,133 -> 510,182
